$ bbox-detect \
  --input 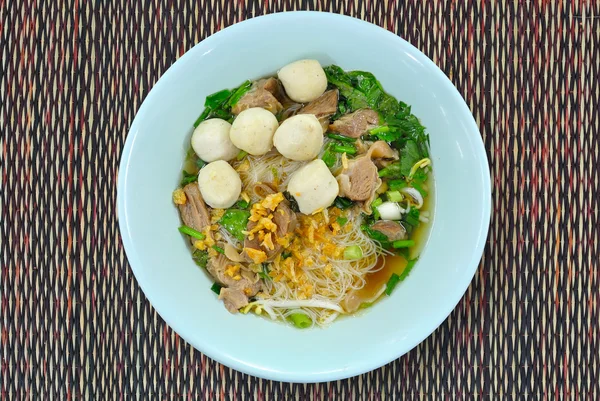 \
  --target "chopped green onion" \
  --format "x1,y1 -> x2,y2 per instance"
212,245 -> 225,254
369,126 -> 390,135
395,247 -> 409,259
385,273 -> 400,296
331,144 -> 357,155
388,179 -> 407,190
399,258 -> 418,281
386,258 -> 419,296
281,251 -> 292,259
178,225 -> 206,240
289,313 -> 312,329
386,190 -> 403,202
336,217 -> 348,226
210,282 -> 222,295
403,208 -> 420,227
343,245 -> 363,260
237,150 -> 248,161
371,197 -> 383,209
392,240 -> 415,249
371,197 -> 383,219
326,133 -> 356,143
